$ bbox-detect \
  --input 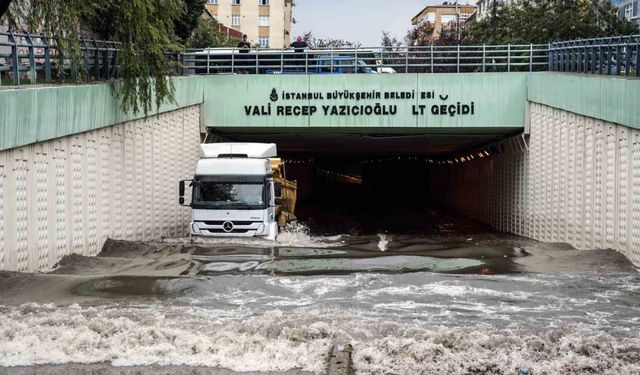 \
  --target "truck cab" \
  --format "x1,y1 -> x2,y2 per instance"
179,143 -> 294,240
